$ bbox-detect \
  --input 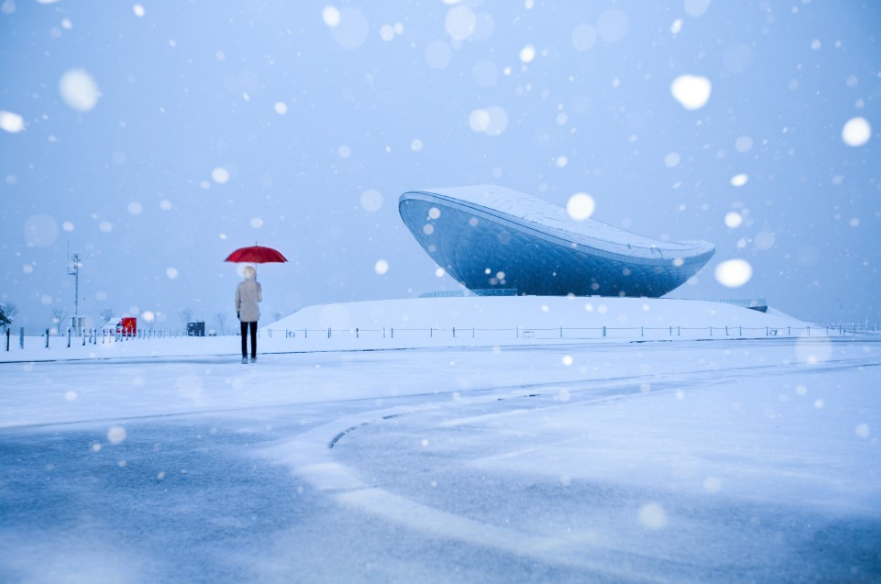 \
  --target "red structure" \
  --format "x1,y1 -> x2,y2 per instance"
117,317 -> 137,336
